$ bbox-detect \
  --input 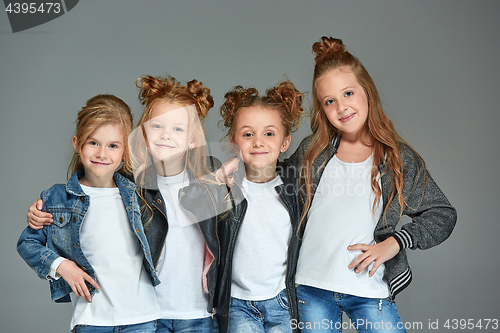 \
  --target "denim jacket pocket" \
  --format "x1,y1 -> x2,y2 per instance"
50,211 -> 74,243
